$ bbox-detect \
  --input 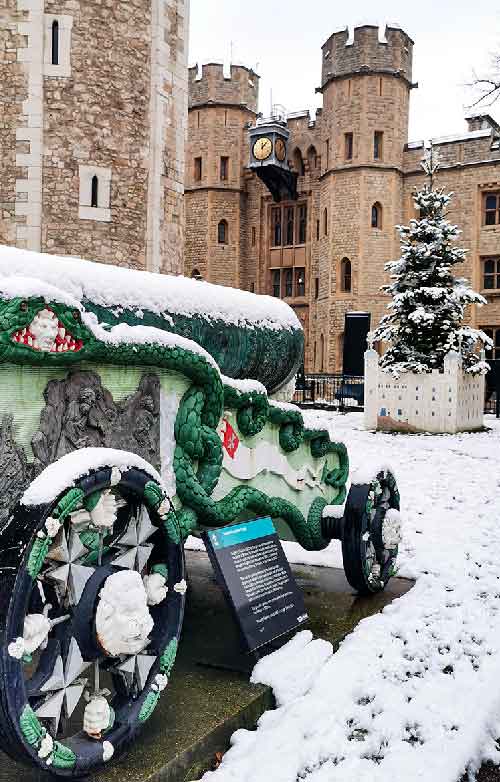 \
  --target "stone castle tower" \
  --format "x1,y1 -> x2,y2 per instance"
316,24 -> 415,365
0,0 -> 189,274
185,63 -> 259,287
185,24 -> 500,373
